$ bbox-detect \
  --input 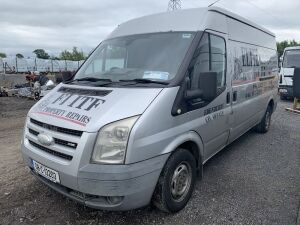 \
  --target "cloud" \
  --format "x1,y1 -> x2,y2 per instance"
0,0 -> 299,56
